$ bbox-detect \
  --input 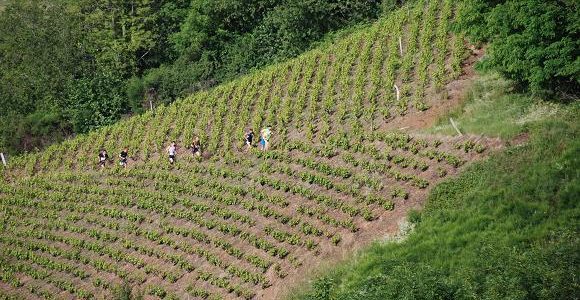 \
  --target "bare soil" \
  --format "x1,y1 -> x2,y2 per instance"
387,47 -> 484,132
